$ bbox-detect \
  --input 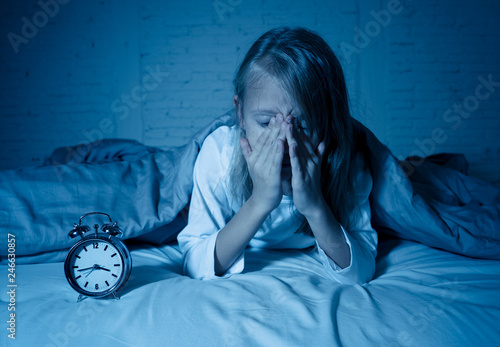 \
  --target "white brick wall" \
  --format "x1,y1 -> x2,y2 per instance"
1,0 -> 499,187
